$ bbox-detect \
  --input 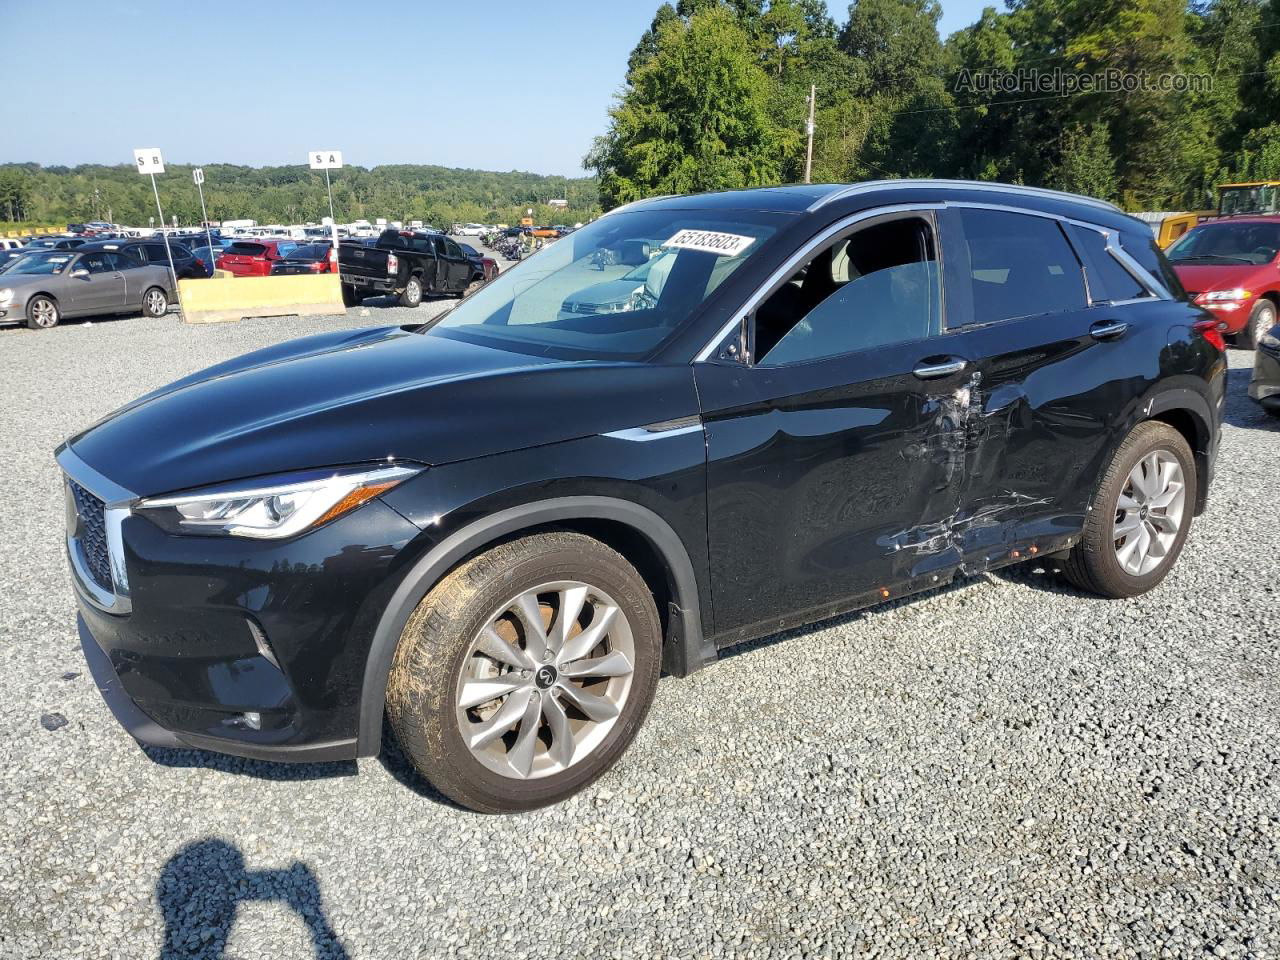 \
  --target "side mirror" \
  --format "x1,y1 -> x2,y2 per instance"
70,268 -> 89,278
